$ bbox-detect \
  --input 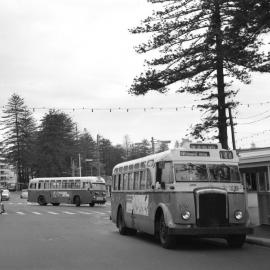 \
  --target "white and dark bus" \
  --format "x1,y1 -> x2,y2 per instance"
111,142 -> 253,248
28,176 -> 106,207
